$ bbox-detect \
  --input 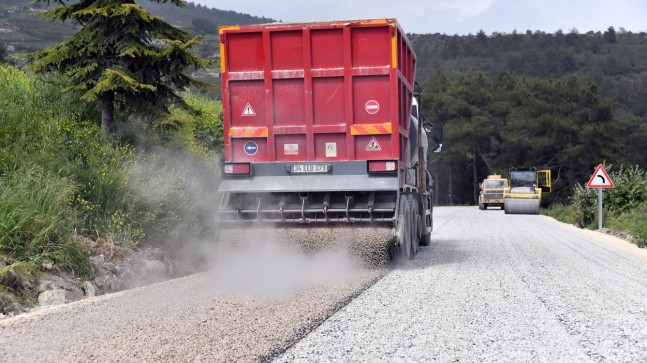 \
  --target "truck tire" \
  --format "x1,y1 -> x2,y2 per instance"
479,201 -> 485,210
395,196 -> 413,261
408,195 -> 419,255
419,195 -> 432,247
